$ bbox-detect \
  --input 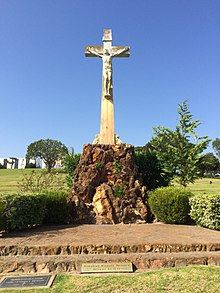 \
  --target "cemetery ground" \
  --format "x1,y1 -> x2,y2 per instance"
0,169 -> 220,292
0,169 -> 67,193
0,168 -> 220,194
